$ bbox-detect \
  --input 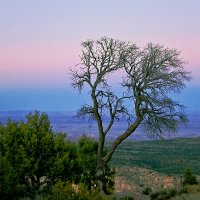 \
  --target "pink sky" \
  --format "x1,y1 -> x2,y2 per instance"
1,0 -> 200,89
1,37 -> 199,89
